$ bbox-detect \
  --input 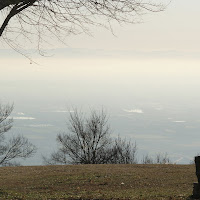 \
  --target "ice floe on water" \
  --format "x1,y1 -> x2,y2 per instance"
13,117 -> 35,120
123,109 -> 143,114
24,124 -> 54,127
